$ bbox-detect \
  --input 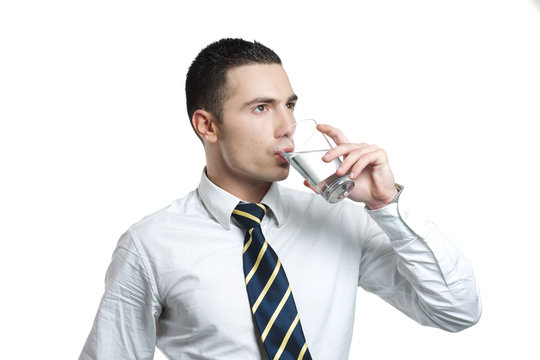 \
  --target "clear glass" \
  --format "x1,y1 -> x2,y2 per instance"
278,119 -> 354,203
